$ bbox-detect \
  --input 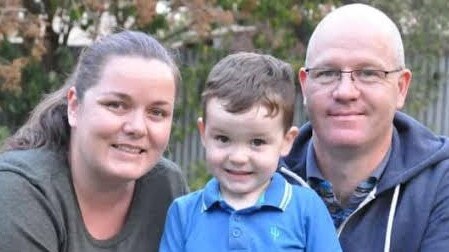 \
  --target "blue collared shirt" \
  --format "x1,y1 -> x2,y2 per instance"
305,141 -> 390,228
160,172 -> 342,251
